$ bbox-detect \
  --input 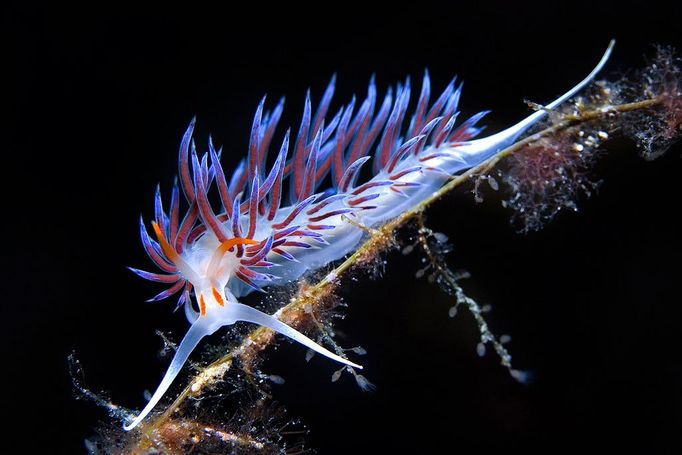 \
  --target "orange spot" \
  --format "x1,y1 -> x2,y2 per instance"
217,237 -> 259,255
151,221 -> 179,263
199,293 -> 207,316
207,237 -> 261,275
211,287 -> 225,306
